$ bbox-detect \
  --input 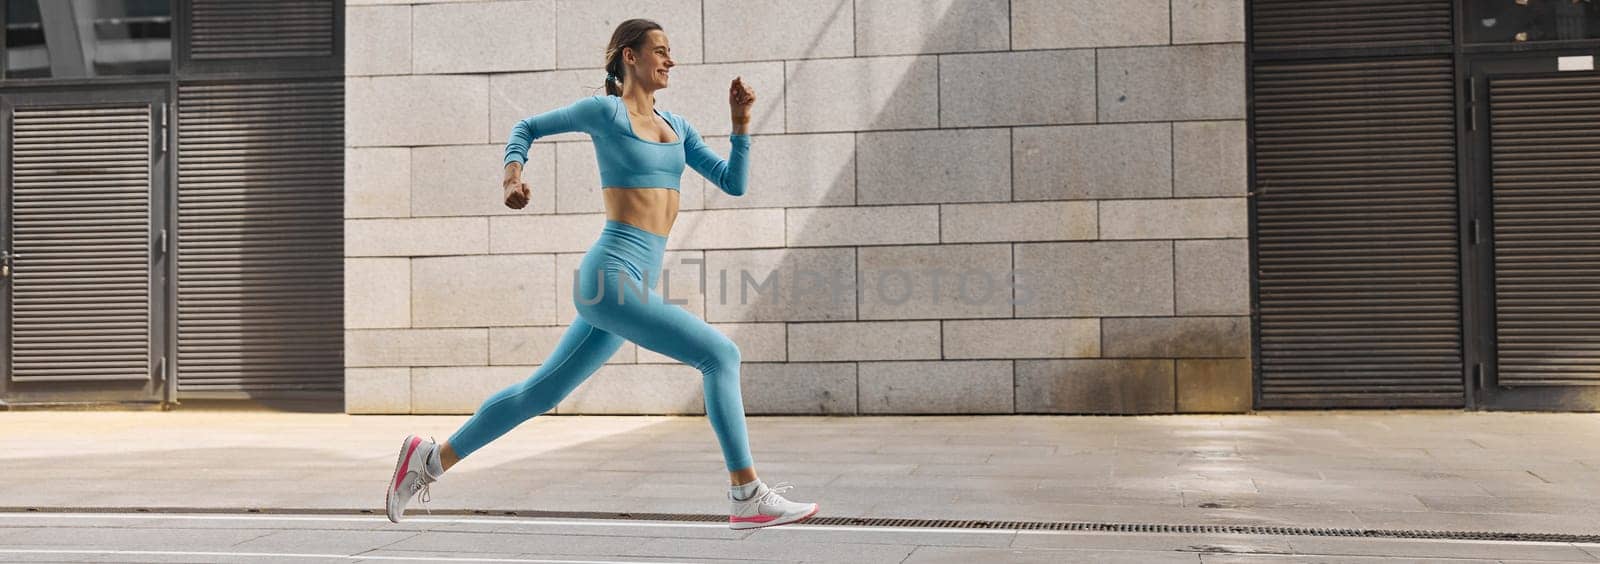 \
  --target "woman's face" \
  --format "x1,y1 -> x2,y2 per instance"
626,30 -> 674,90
